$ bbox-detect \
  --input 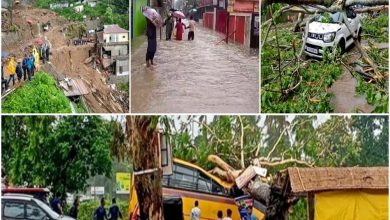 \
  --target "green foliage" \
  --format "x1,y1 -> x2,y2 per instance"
2,72 -> 71,113
319,12 -> 332,23
289,199 -> 307,220
355,44 -> 388,113
118,82 -> 129,92
104,7 -> 114,24
2,116 -> 114,197
77,199 -> 129,220
37,0 -> 129,30
361,14 -> 389,43
261,26 -> 343,113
